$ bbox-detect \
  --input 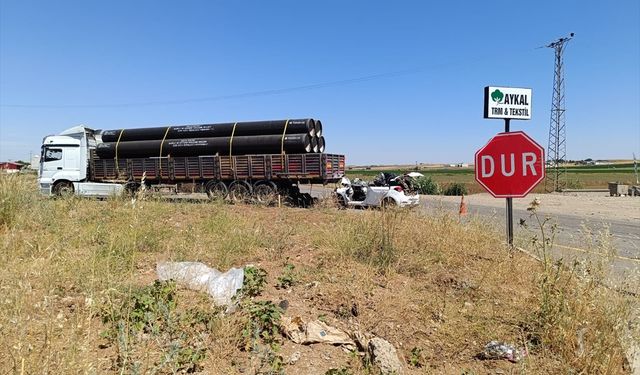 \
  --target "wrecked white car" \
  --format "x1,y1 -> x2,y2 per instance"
334,176 -> 419,208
